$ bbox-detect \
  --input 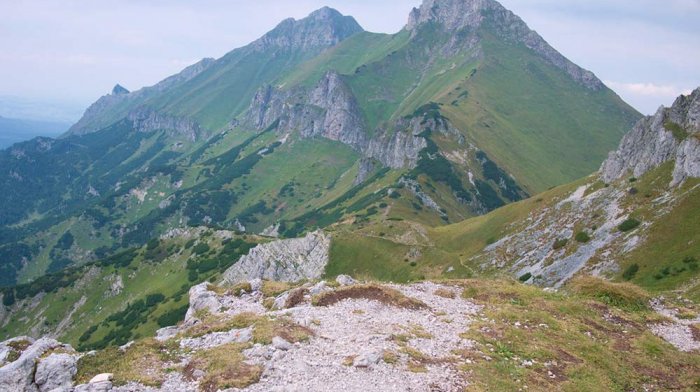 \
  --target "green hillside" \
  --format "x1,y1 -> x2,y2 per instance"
0,1 -> 641,286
